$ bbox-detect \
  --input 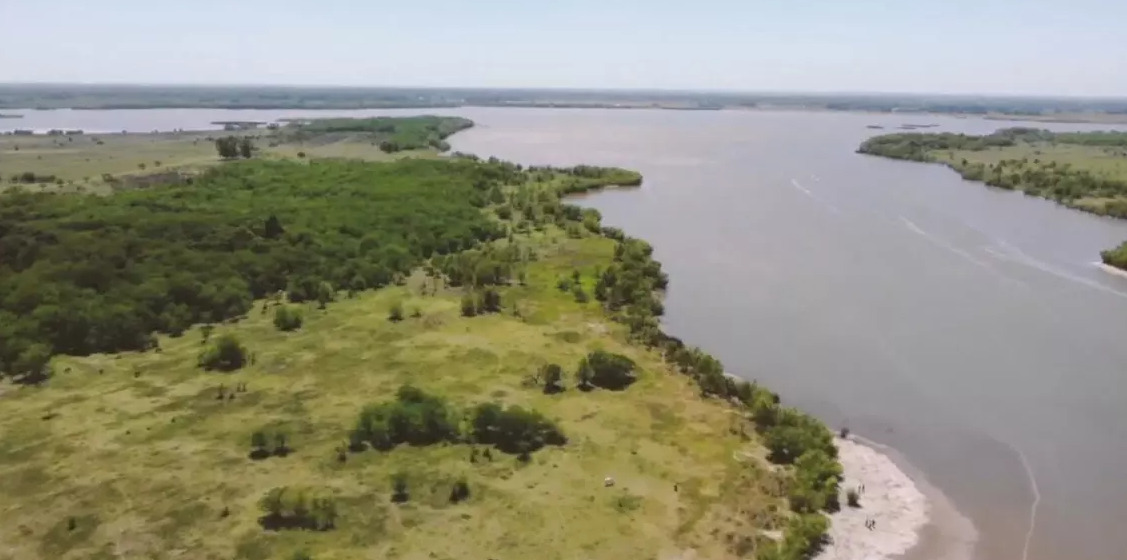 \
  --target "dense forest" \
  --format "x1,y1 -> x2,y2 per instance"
283,116 -> 474,152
